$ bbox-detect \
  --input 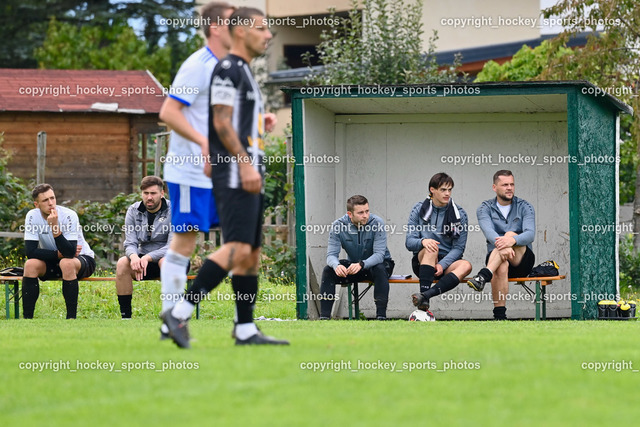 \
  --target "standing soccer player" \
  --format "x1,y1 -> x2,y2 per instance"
158,2 -> 234,337
162,7 -> 286,348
